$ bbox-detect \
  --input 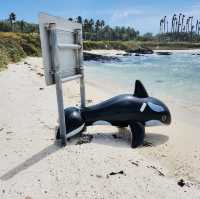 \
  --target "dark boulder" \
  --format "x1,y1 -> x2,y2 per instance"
123,53 -> 131,56
126,47 -> 154,54
83,52 -> 120,62
156,52 -> 172,55
135,53 -> 141,56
